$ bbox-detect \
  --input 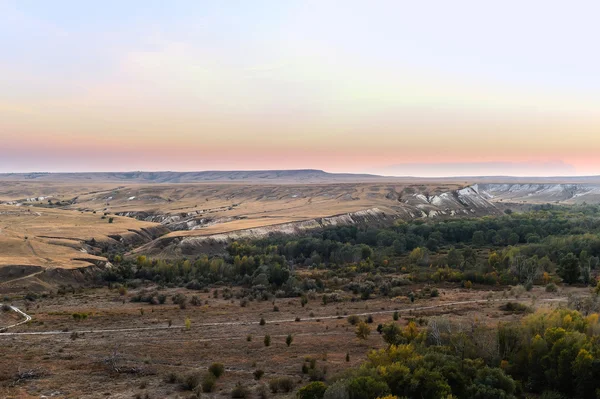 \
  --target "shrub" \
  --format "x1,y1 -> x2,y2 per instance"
355,321 -> 371,340
190,296 -> 201,306
185,317 -> 191,330
164,372 -> 178,384
347,315 -> 360,325
25,292 -> 38,302
231,382 -> 249,398
546,283 -> 558,293
256,384 -> 269,399
259,317 -> 266,326
253,369 -> 265,380
297,381 -> 327,399
323,380 -> 349,399
309,367 -> 326,382
183,372 -> 201,390
157,294 -> 167,304
501,302 -> 531,313
431,288 -> 439,297
209,363 -> 225,378
202,372 -> 217,392
1,304 -> 11,312
286,334 -> 293,347
393,311 -> 399,321
269,377 -> 294,393
366,315 -> 374,323
72,312 -> 89,321
264,334 -> 271,347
